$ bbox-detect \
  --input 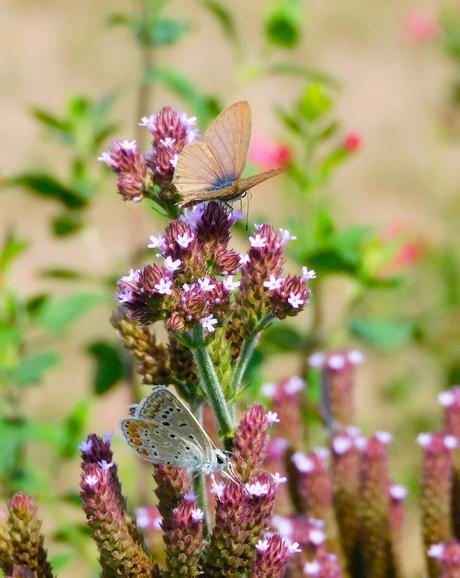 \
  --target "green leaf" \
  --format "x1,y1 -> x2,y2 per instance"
142,18 -> 190,45
7,173 -> 88,209
40,268 -> 87,281
203,0 -> 238,43
265,0 -> 303,48
0,233 -> 28,272
59,398 -> 92,459
11,352 -> 59,386
105,12 -> 134,27
144,68 -> 220,124
298,83 -> 332,121
25,294 -> 50,318
51,212 -> 84,237
38,292 -> 106,334
50,553 -> 76,573
261,324 -> 307,354
350,318 -> 414,350
87,340 -> 127,395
